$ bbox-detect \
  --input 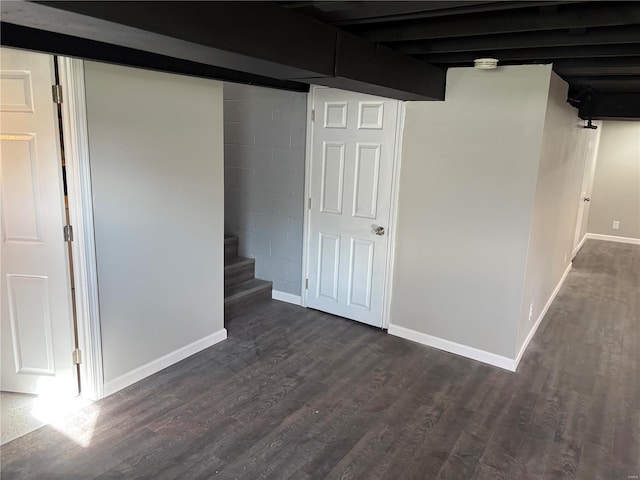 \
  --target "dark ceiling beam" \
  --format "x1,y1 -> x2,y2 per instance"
1,1 -> 445,100
350,3 -> 640,42
564,76 -> 640,90
555,63 -> 640,77
325,2 -> 578,26
578,93 -> 640,119
564,74 -> 640,82
4,1 -> 334,79
552,57 -> 640,69
281,1 -> 487,14
395,25 -> 640,54
296,30 -> 445,100
280,1 -> 640,120
419,44 -> 640,65
284,1 -> 495,24
0,22 -> 310,92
